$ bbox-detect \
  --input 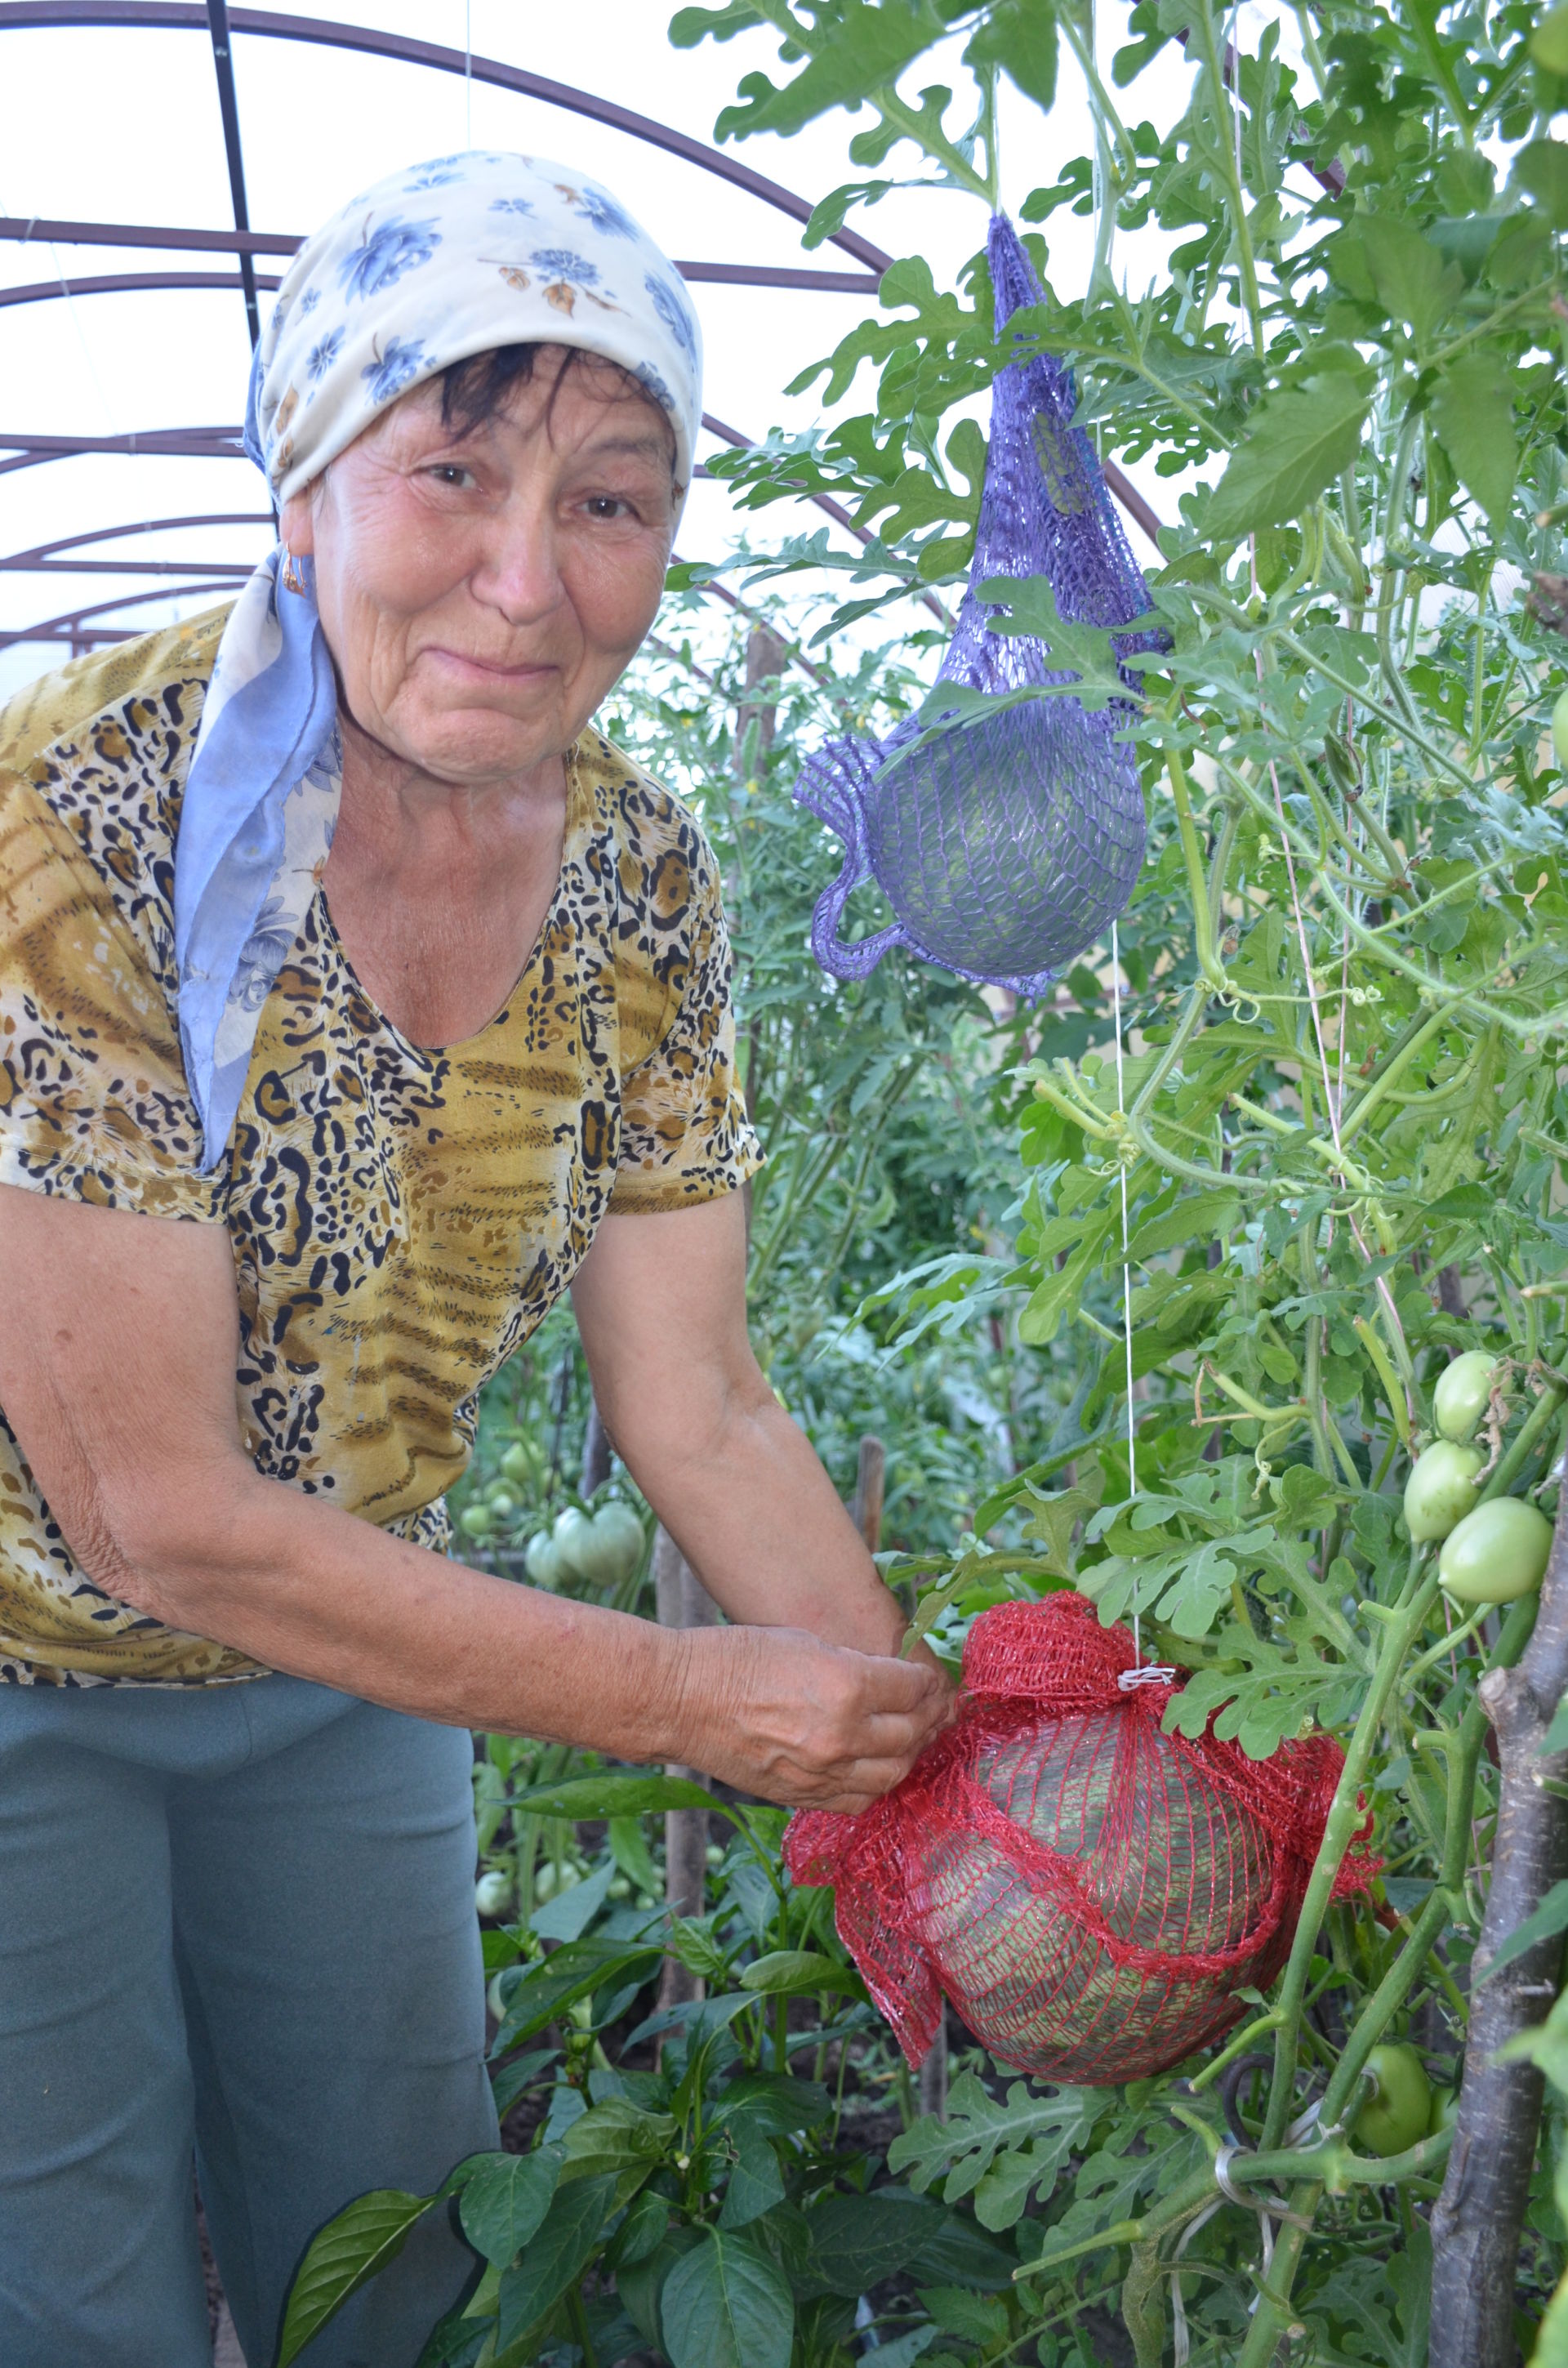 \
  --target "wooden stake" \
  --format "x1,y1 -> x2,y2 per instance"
653,1524 -> 721,2011
1431,1475 -> 1568,2365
